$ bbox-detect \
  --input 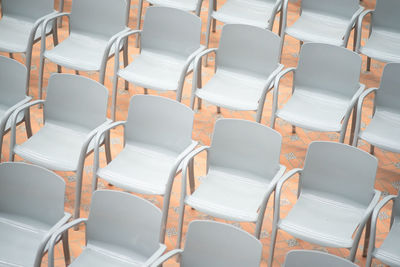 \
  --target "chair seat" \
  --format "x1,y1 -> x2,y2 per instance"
0,16 -> 52,53
286,13 -> 349,46
185,168 -> 274,222
359,110 -> 400,153
279,193 -> 366,248
70,246 -> 148,267
276,89 -> 351,132
14,122 -> 96,171
147,0 -> 199,11
118,50 -> 192,92
360,30 -> 400,63
0,214 -> 50,267
373,222 -> 400,267
196,70 -> 269,111
0,104 -> 25,132
97,143 -> 180,195
212,0 -> 276,28
44,33 -> 112,71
